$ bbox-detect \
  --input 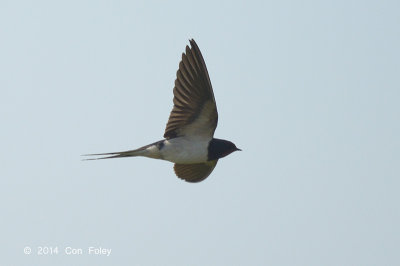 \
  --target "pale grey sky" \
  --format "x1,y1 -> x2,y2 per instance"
1,0 -> 399,265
